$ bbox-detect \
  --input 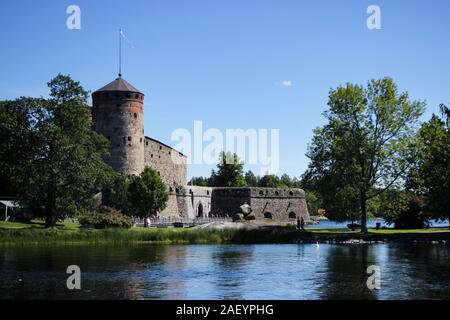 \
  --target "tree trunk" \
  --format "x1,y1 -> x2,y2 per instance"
144,215 -> 148,228
45,215 -> 57,228
360,193 -> 368,233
